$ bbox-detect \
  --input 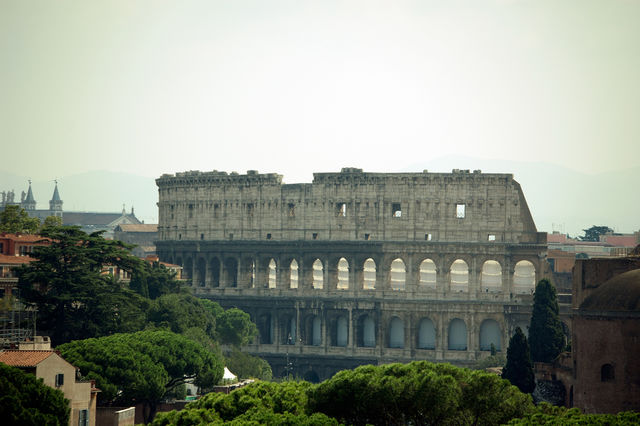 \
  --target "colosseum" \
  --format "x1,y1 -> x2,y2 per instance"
156,168 -> 548,381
